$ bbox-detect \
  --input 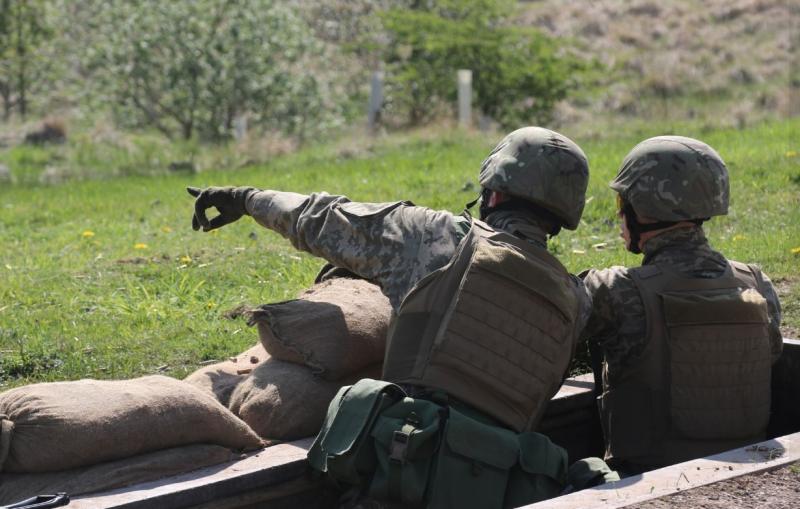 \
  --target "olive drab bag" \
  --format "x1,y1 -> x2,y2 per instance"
601,261 -> 772,468
308,378 -> 568,508
383,218 -> 580,433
